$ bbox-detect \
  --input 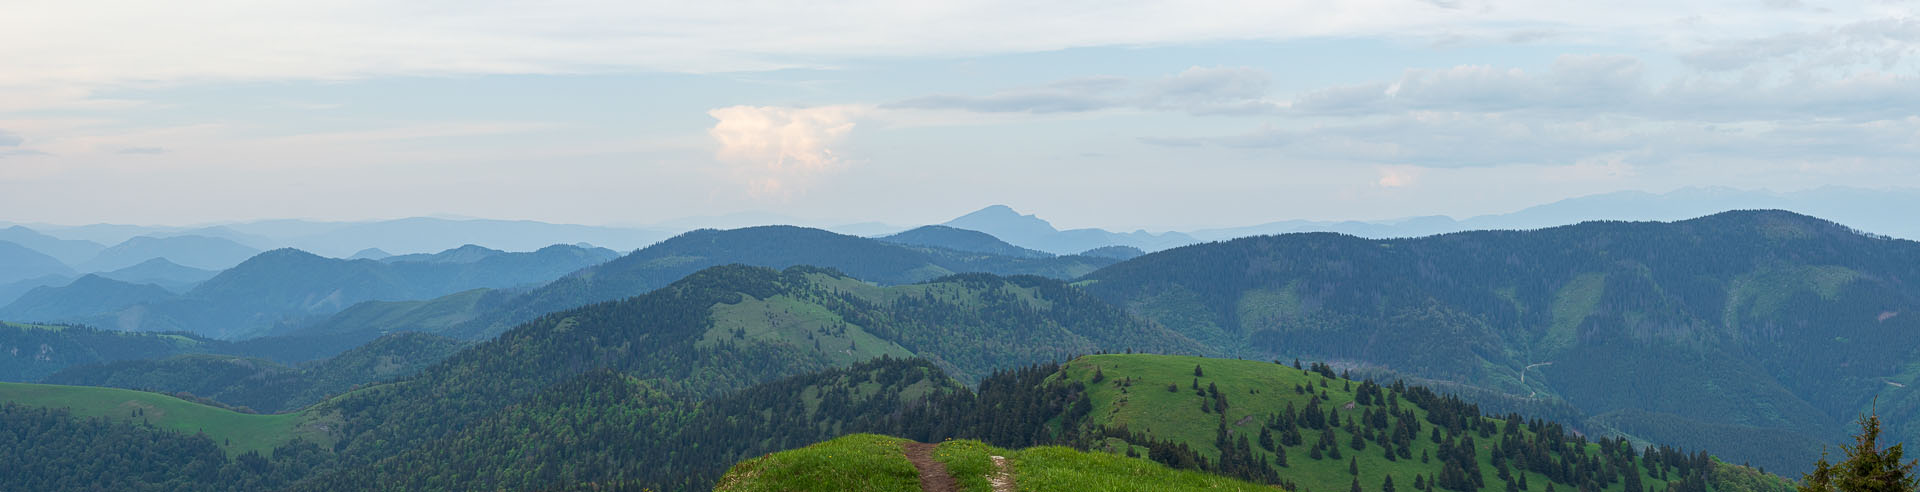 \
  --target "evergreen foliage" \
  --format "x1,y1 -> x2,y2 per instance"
1799,412 -> 1918,492
1078,210 -> 1920,473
